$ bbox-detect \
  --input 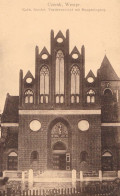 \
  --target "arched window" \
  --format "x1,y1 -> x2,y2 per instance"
71,65 -> 80,103
25,90 -> 34,103
87,89 -> 95,103
104,88 -> 112,96
80,151 -> 88,162
8,152 -> 18,170
103,88 -> 115,105
31,151 -> 39,163
55,50 -> 64,103
102,151 -> 113,171
40,66 -> 49,103
53,142 -> 66,150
